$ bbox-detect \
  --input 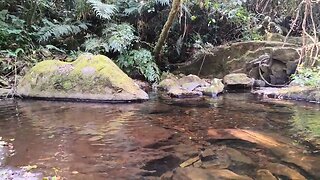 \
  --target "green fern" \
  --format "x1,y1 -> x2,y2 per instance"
117,49 -> 160,82
154,0 -> 170,6
83,23 -> 136,53
103,23 -> 137,53
82,37 -> 109,53
86,0 -> 117,20
37,19 -> 88,43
